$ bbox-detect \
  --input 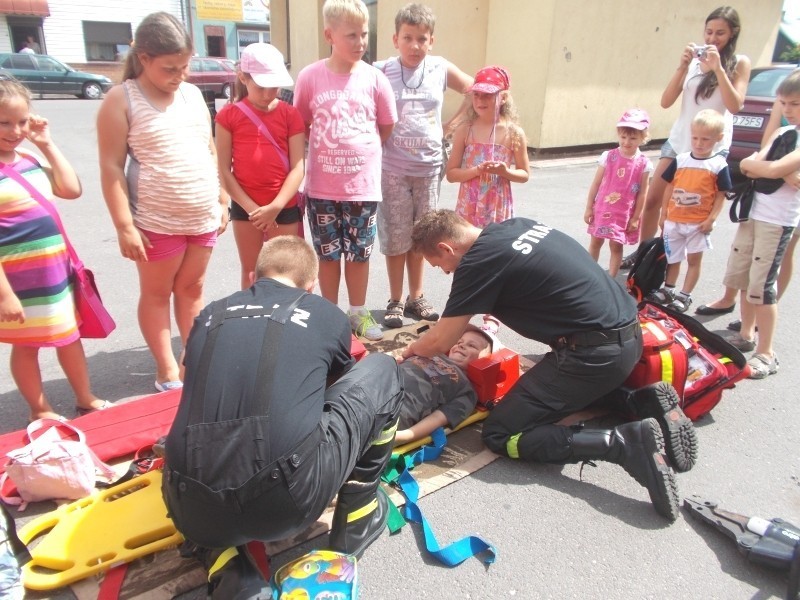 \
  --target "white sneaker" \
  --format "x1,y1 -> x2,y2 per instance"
349,309 -> 383,341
